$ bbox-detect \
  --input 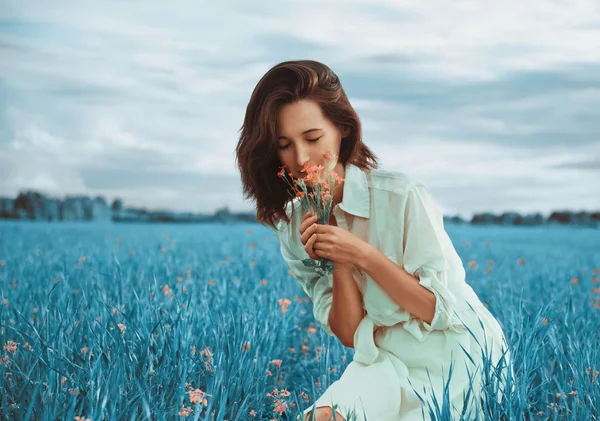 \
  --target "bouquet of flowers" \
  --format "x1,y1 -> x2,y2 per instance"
277,151 -> 344,276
